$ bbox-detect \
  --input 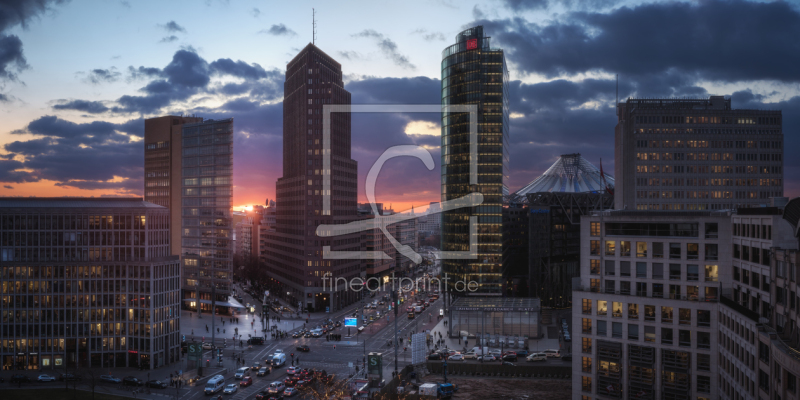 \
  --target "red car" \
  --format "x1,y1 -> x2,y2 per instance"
240,376 -> 253,387
295,380 -> 307,388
